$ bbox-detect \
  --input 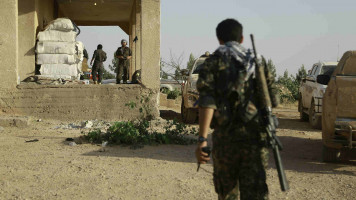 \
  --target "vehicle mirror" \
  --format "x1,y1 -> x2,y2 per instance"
316,75 -> 330,85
